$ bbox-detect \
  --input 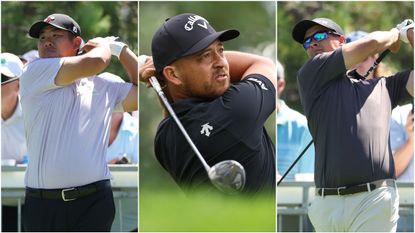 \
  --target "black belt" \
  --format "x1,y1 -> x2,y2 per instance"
316,179 -> 395,196
25,179 -> 111,202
